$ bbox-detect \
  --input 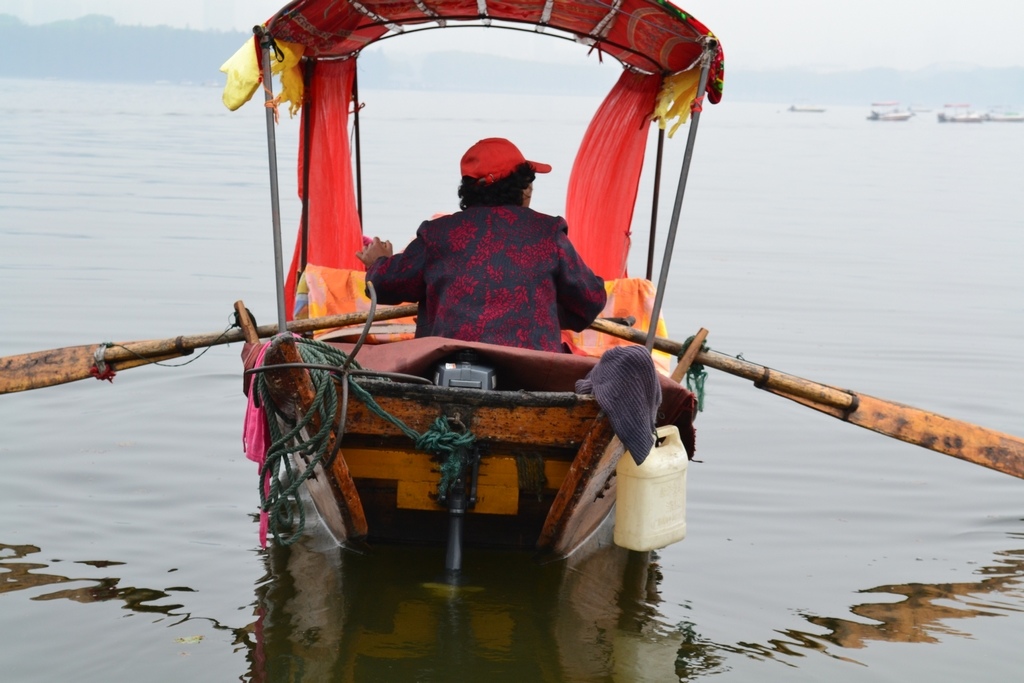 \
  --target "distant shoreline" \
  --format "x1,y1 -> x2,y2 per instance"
3,14 -> 1022,105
